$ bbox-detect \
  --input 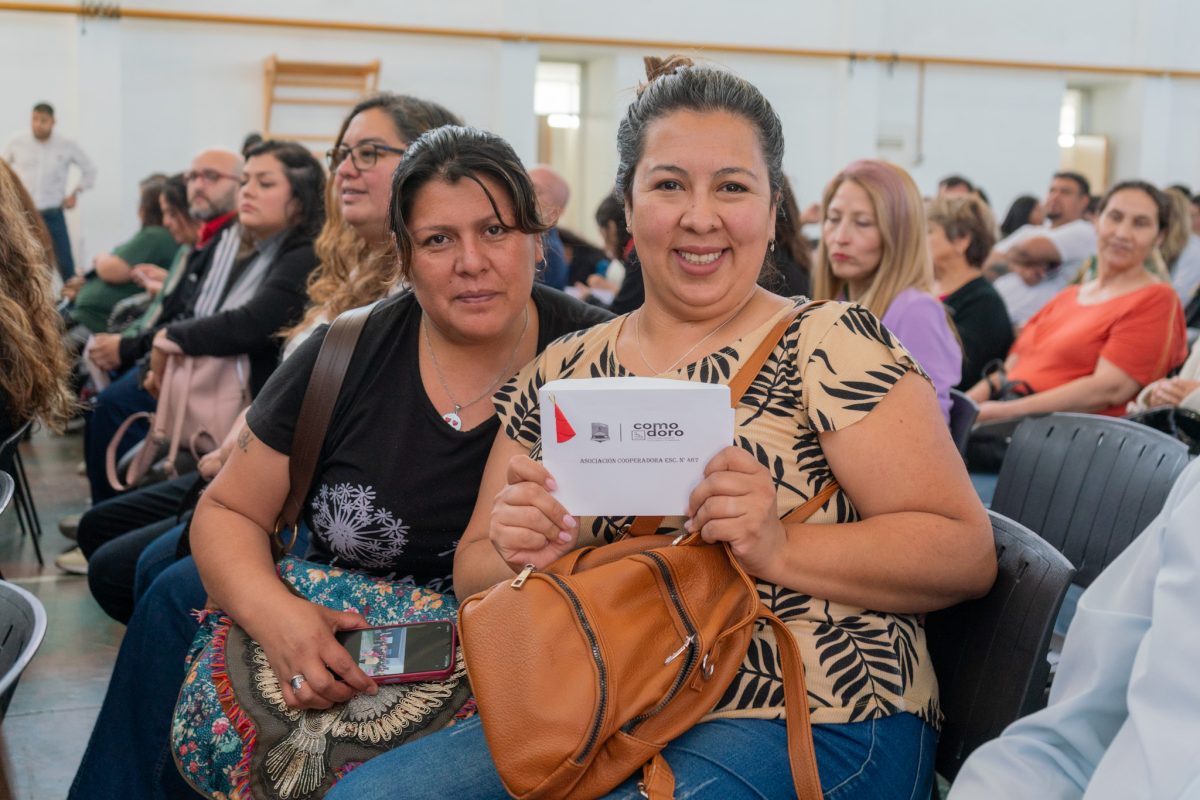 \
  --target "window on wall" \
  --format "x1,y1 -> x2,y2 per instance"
534,61 -> 585,231
535,61 -> 582,132
1058,88 -> 1084,149
1059,87 -> 1108,192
